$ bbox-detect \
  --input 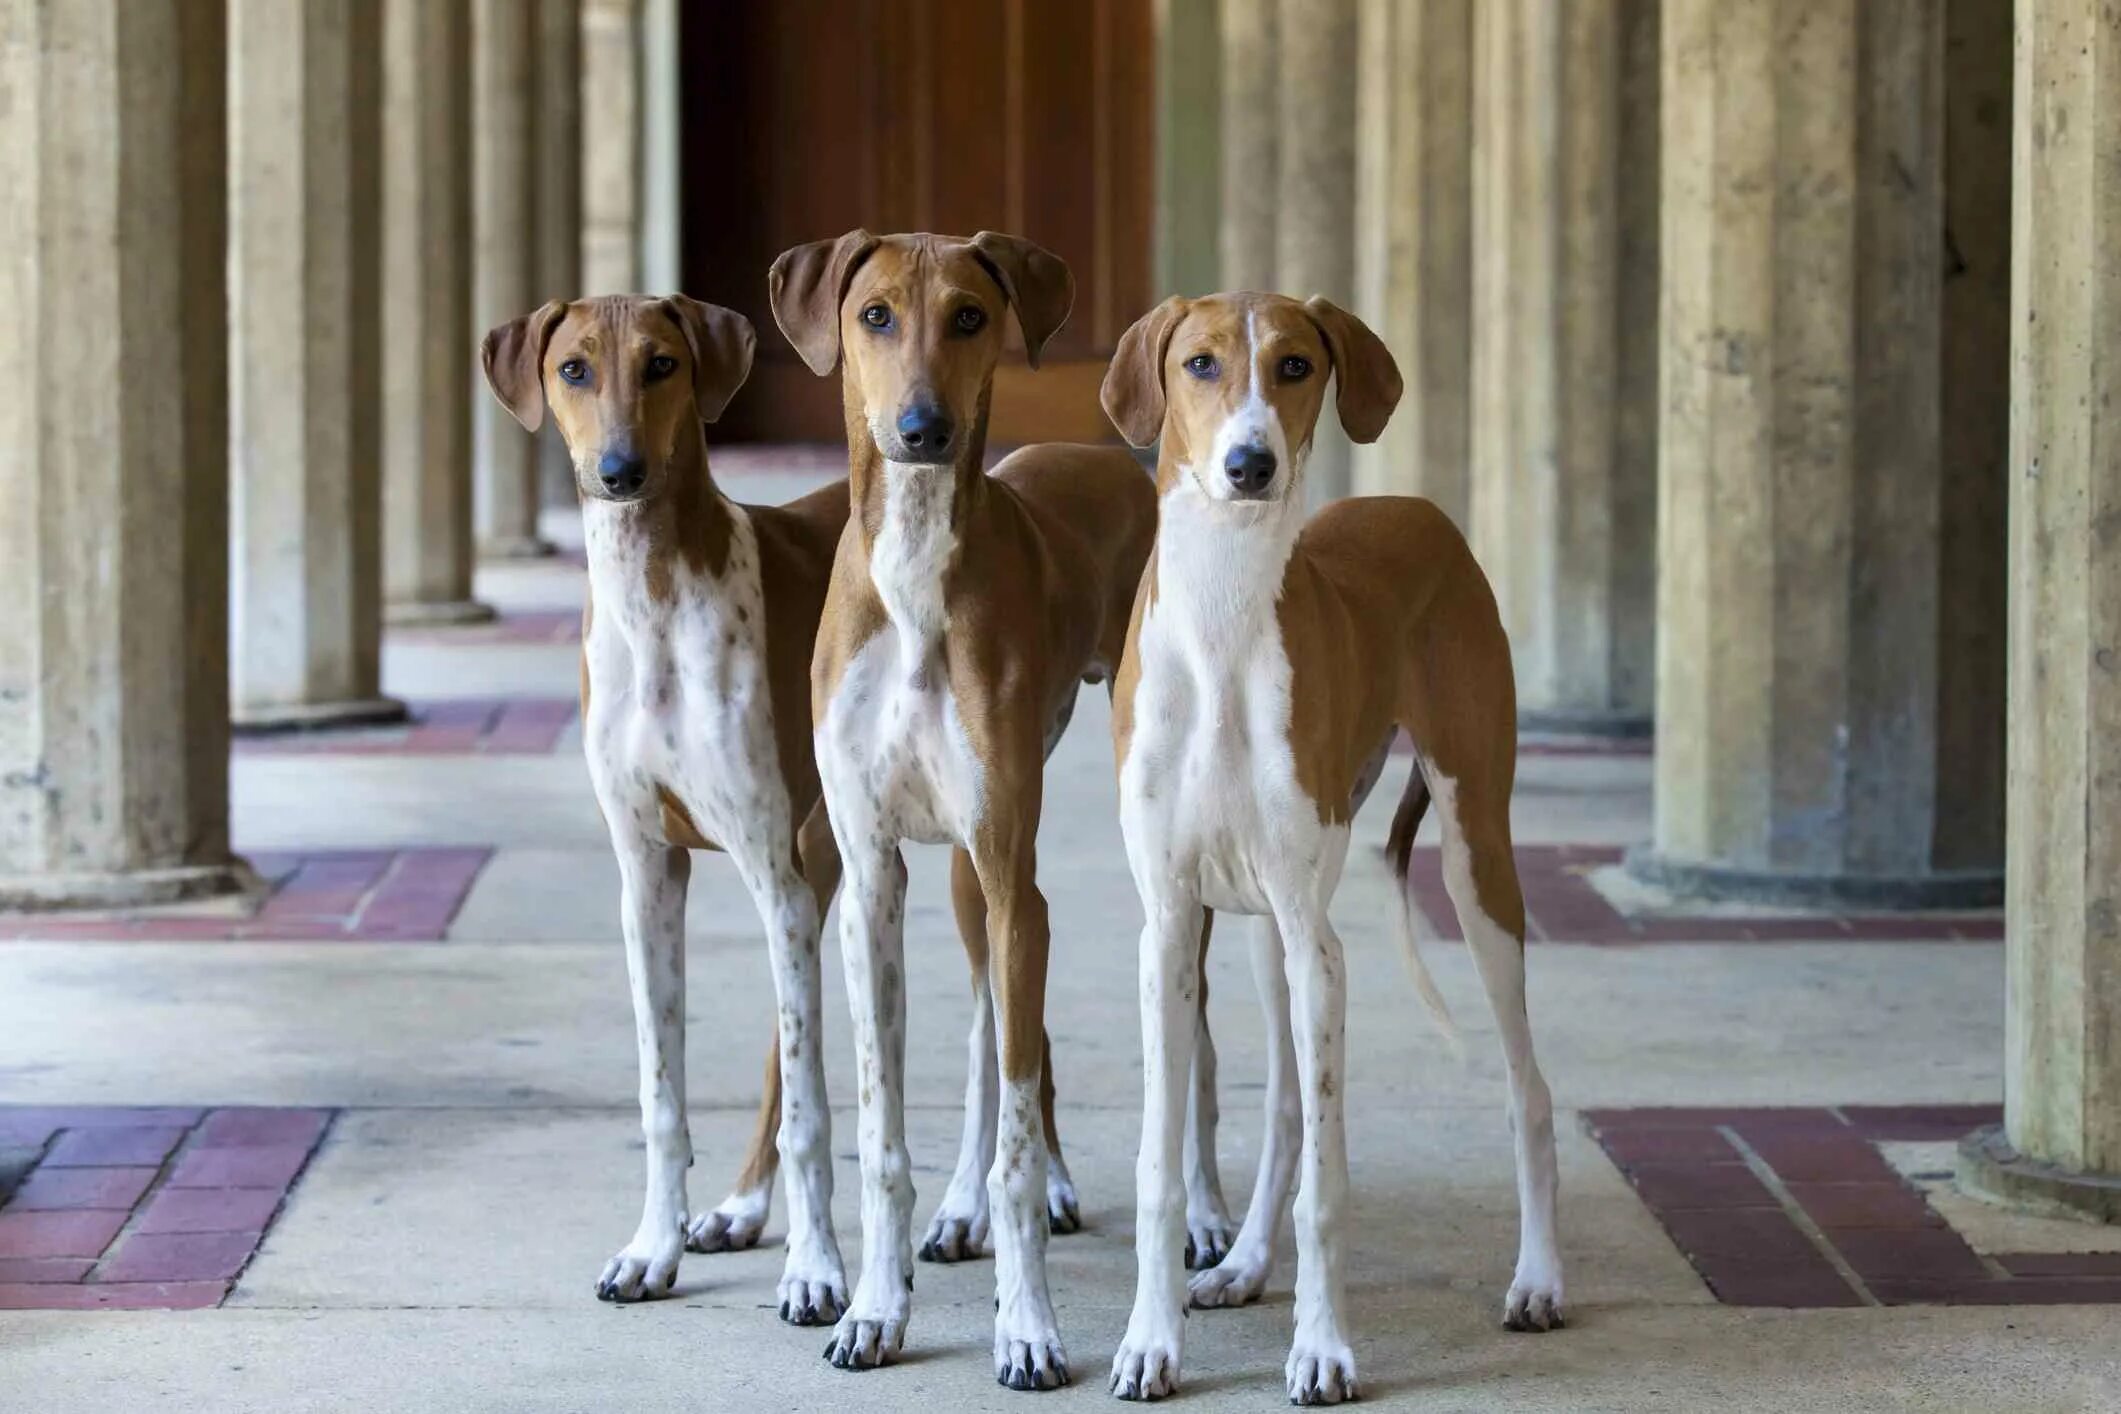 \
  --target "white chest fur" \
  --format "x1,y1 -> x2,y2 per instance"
1119,482 -> 1330,915
816,464 -> 984,848
580,497 -> 789,853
